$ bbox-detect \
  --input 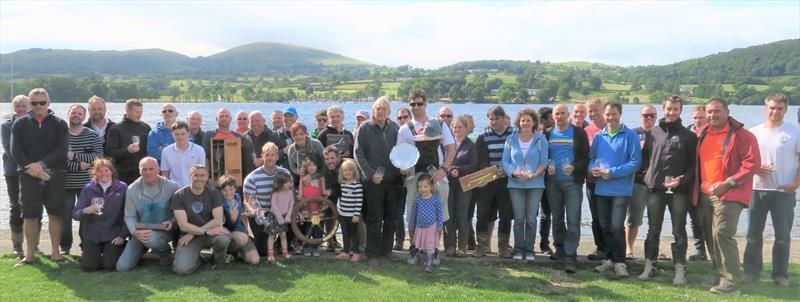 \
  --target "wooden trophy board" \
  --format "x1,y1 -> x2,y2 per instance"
210,137 -> 243,187
459,165 -> 499,192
